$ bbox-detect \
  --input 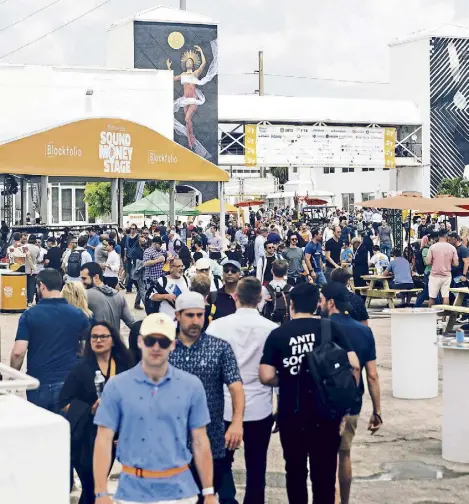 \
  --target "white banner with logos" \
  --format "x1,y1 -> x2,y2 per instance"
245,124 -> 396,168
